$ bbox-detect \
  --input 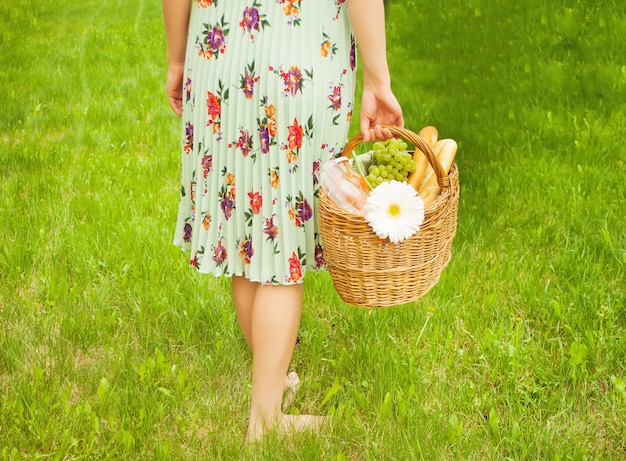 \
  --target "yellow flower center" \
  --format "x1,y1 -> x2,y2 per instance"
387,203 -> 401,218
